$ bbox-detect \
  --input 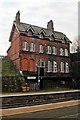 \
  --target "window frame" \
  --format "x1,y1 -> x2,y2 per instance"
60,48 -> 64,56
60,62 -> 65,73
65,62 -> 69,73
52,46 -> 57,55
53,61 -> 57,73
30,43 -> 35,52
65,49 -> 68,56
39,44 -> 44,53
47,46 -> 52,54
23,41 -> 28,51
